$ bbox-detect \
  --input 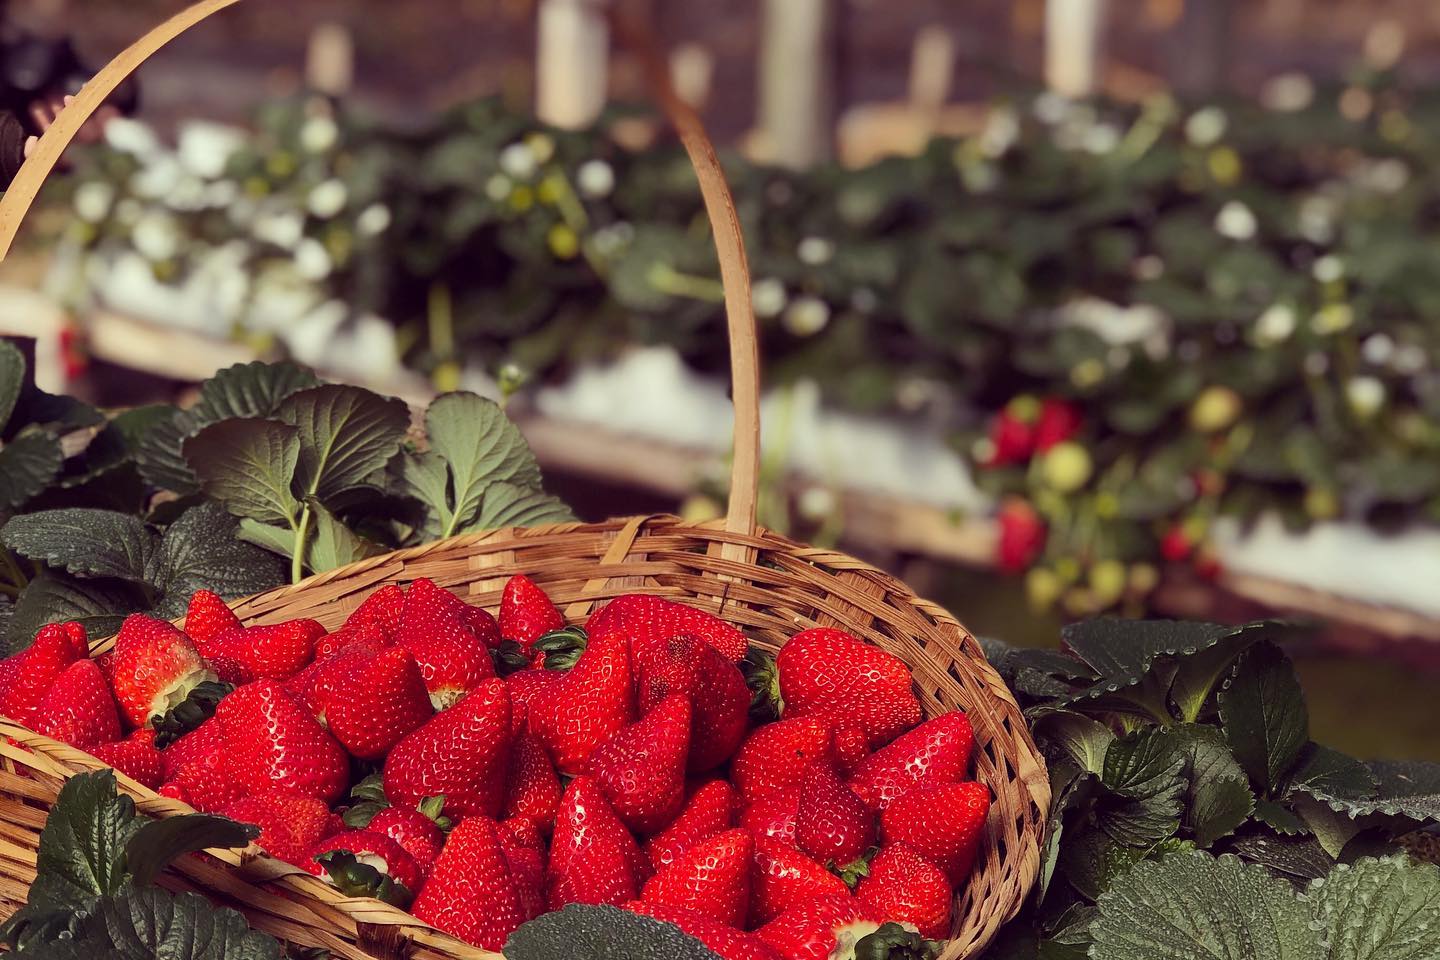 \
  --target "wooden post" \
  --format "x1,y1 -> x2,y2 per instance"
306,22 -> 354,97
537,0 -> 609,129
756,0 -> 834,169
1045,0 -> 1108,98
1170,0 -> 1232,97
